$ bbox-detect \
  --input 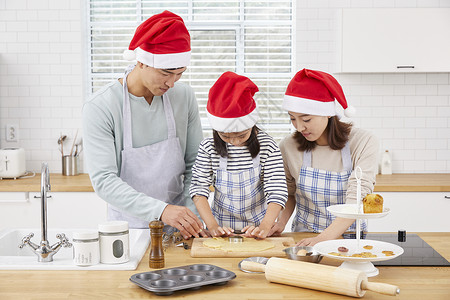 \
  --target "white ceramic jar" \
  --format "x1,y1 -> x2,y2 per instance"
72,230 -> 100,266
98,221 -> 130,264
